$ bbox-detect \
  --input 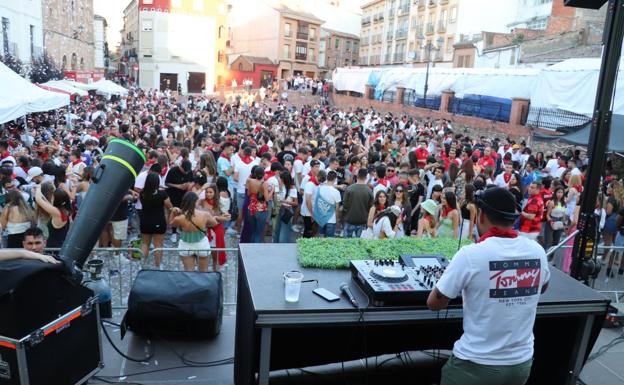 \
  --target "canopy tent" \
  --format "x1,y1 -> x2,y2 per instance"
541,114 -> 624,153
530,58 -> 624,116
35,83 -> 71,96
43,80 -> 89,96
93,79 -> 128,98
332,66 -> 539,101
61,80 -> 99,91
0,61 -> 69,124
